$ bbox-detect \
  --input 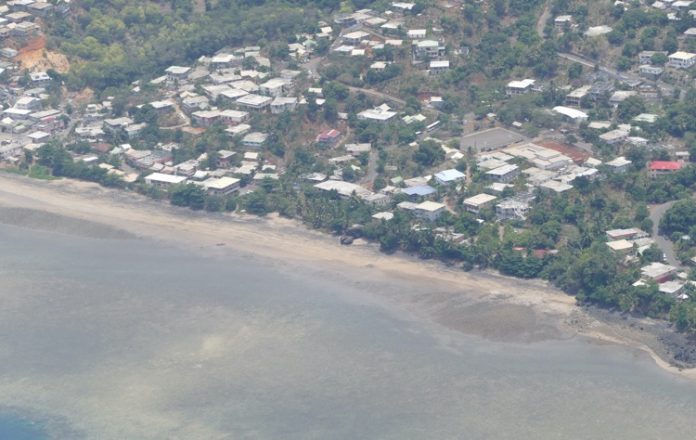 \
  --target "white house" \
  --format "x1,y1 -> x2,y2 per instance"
463,194 -> 497,214
236,94 -> 272,111
506,79 -> 536,96
241,132 -> 268,148
486,164 -> 519,182
145,172 -> 187,187
667,51 -> 696,69
429,60 -> 450,74
434,168 -> 465,185
270,97 -> 298,114
605,156 -> 632,173
413,201 -> 446,221
202,176 -> 240,196
357,104 -> 397,122
553,106 -> 588,124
